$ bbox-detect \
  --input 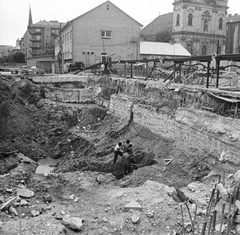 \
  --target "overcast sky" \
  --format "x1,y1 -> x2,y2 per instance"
0,0 -> 239,46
